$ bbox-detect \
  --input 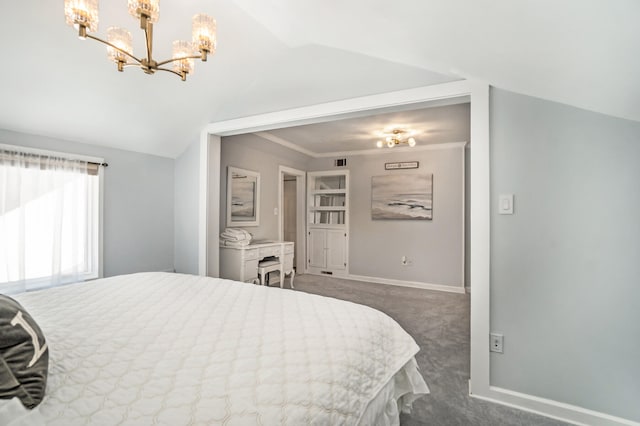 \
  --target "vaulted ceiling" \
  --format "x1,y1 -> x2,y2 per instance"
0,1 -> 637,158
